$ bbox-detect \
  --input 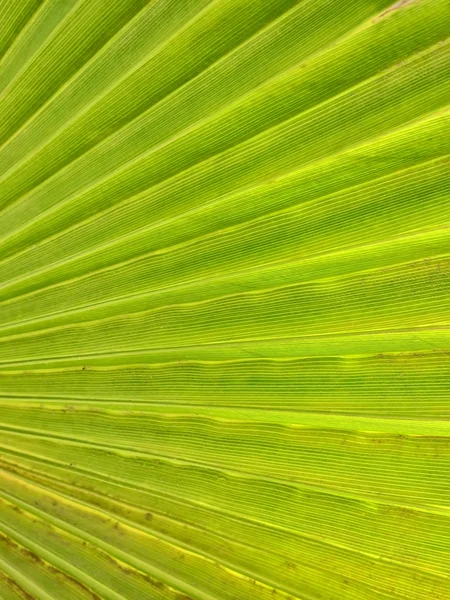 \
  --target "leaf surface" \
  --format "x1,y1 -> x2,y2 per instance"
0,1 -> 449,598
